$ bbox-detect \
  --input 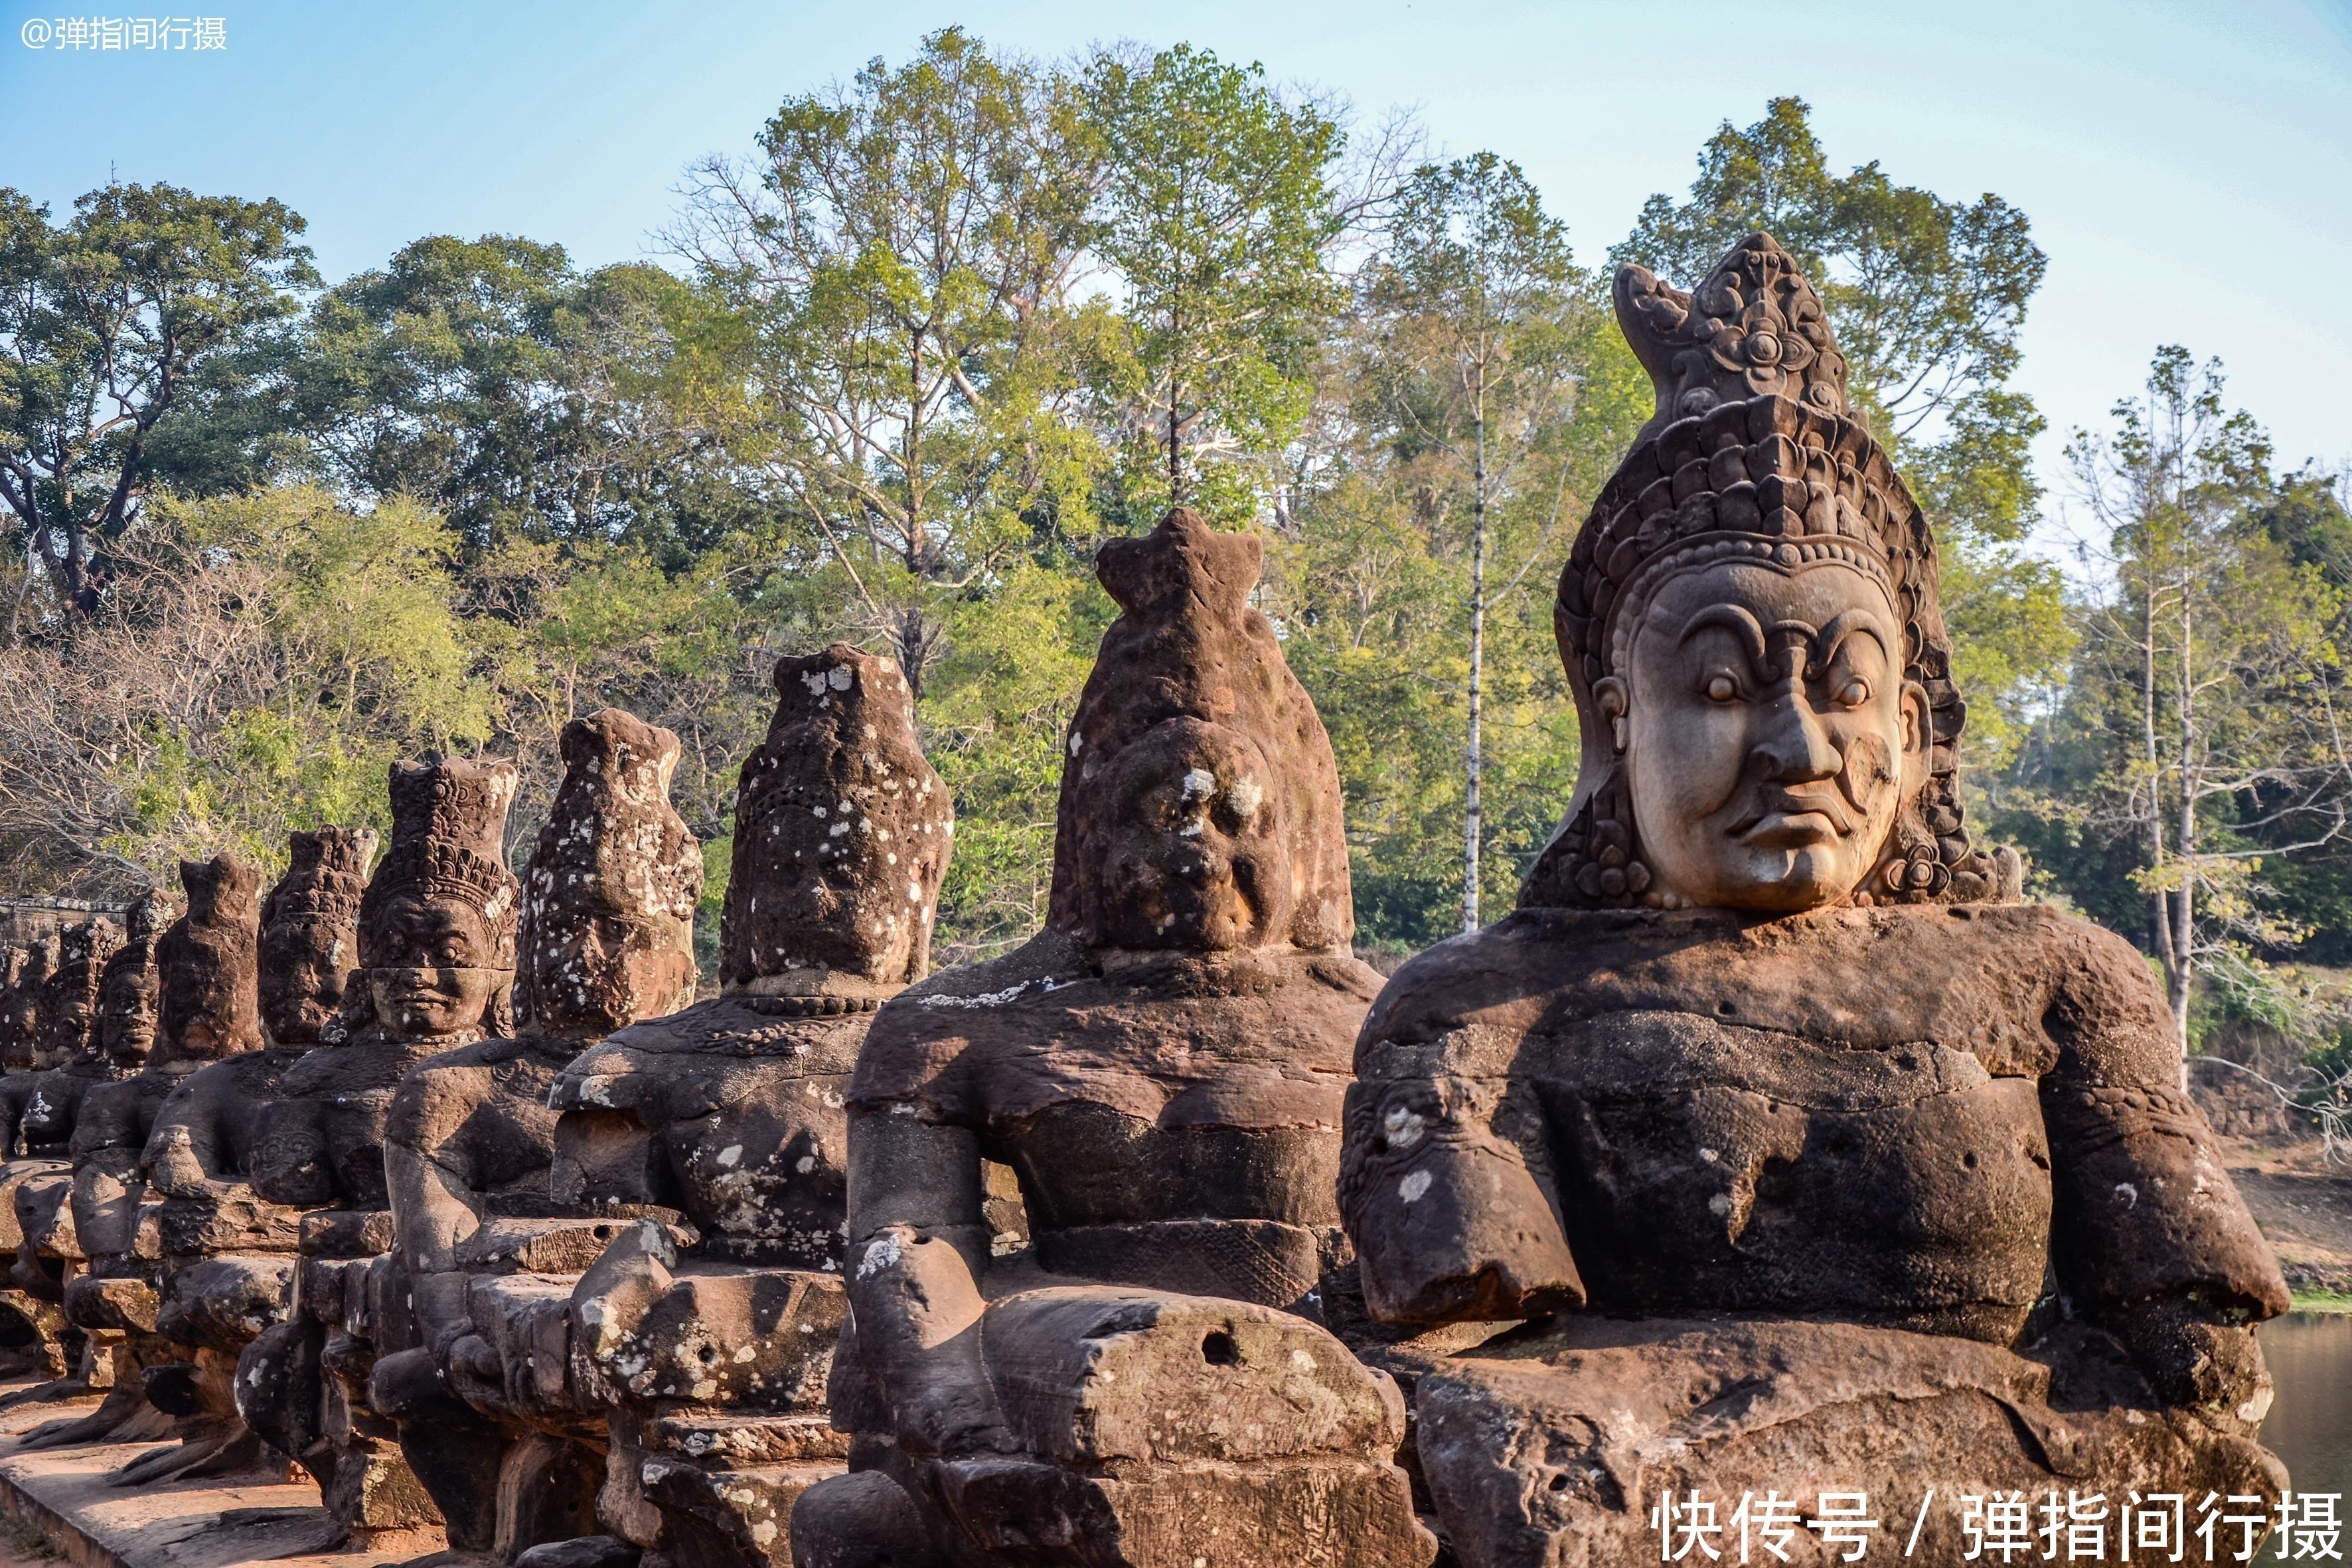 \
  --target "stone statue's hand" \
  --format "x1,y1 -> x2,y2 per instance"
894,1360 -> 1018,1460
2113,1294 -> 2274,1429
